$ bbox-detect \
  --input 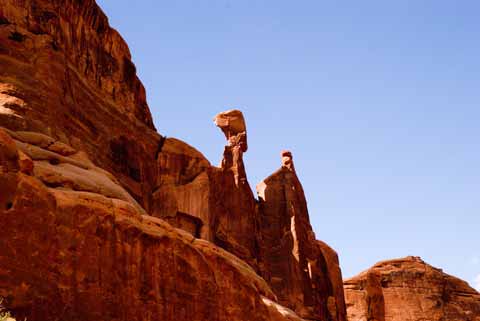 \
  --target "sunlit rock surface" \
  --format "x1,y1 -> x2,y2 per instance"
0,1 -> 344,320
344,256 -> 480,321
